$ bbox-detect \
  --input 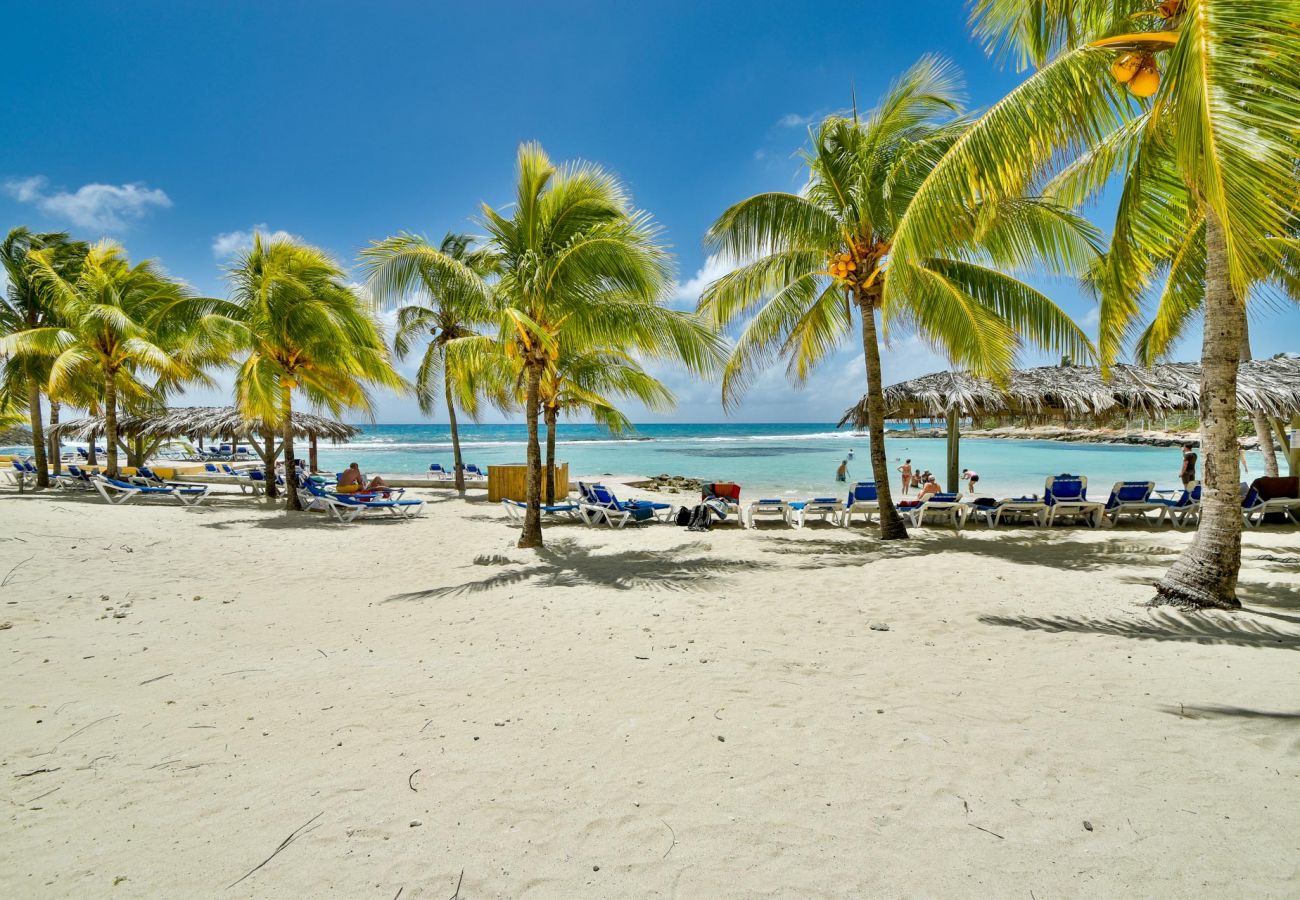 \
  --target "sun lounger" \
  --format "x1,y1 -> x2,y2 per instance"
299,480 -> 424,521
1152,482 -> 1201,527
501,498 -> 579,523
1102,481 -> 1165,526
92,475 -> 212,506
901,492 -> 967,529
1241,478 -> 1300,527
579,484 -> 670,527
797,497 -> 842,527
745,498 -> 795,528
463,464 -> 486,478
700,482 -> 742,522
839,482 -> 879,526
968,497 -> 1048,527
427,463 -> 450,480
1044,475 -> 1104,527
